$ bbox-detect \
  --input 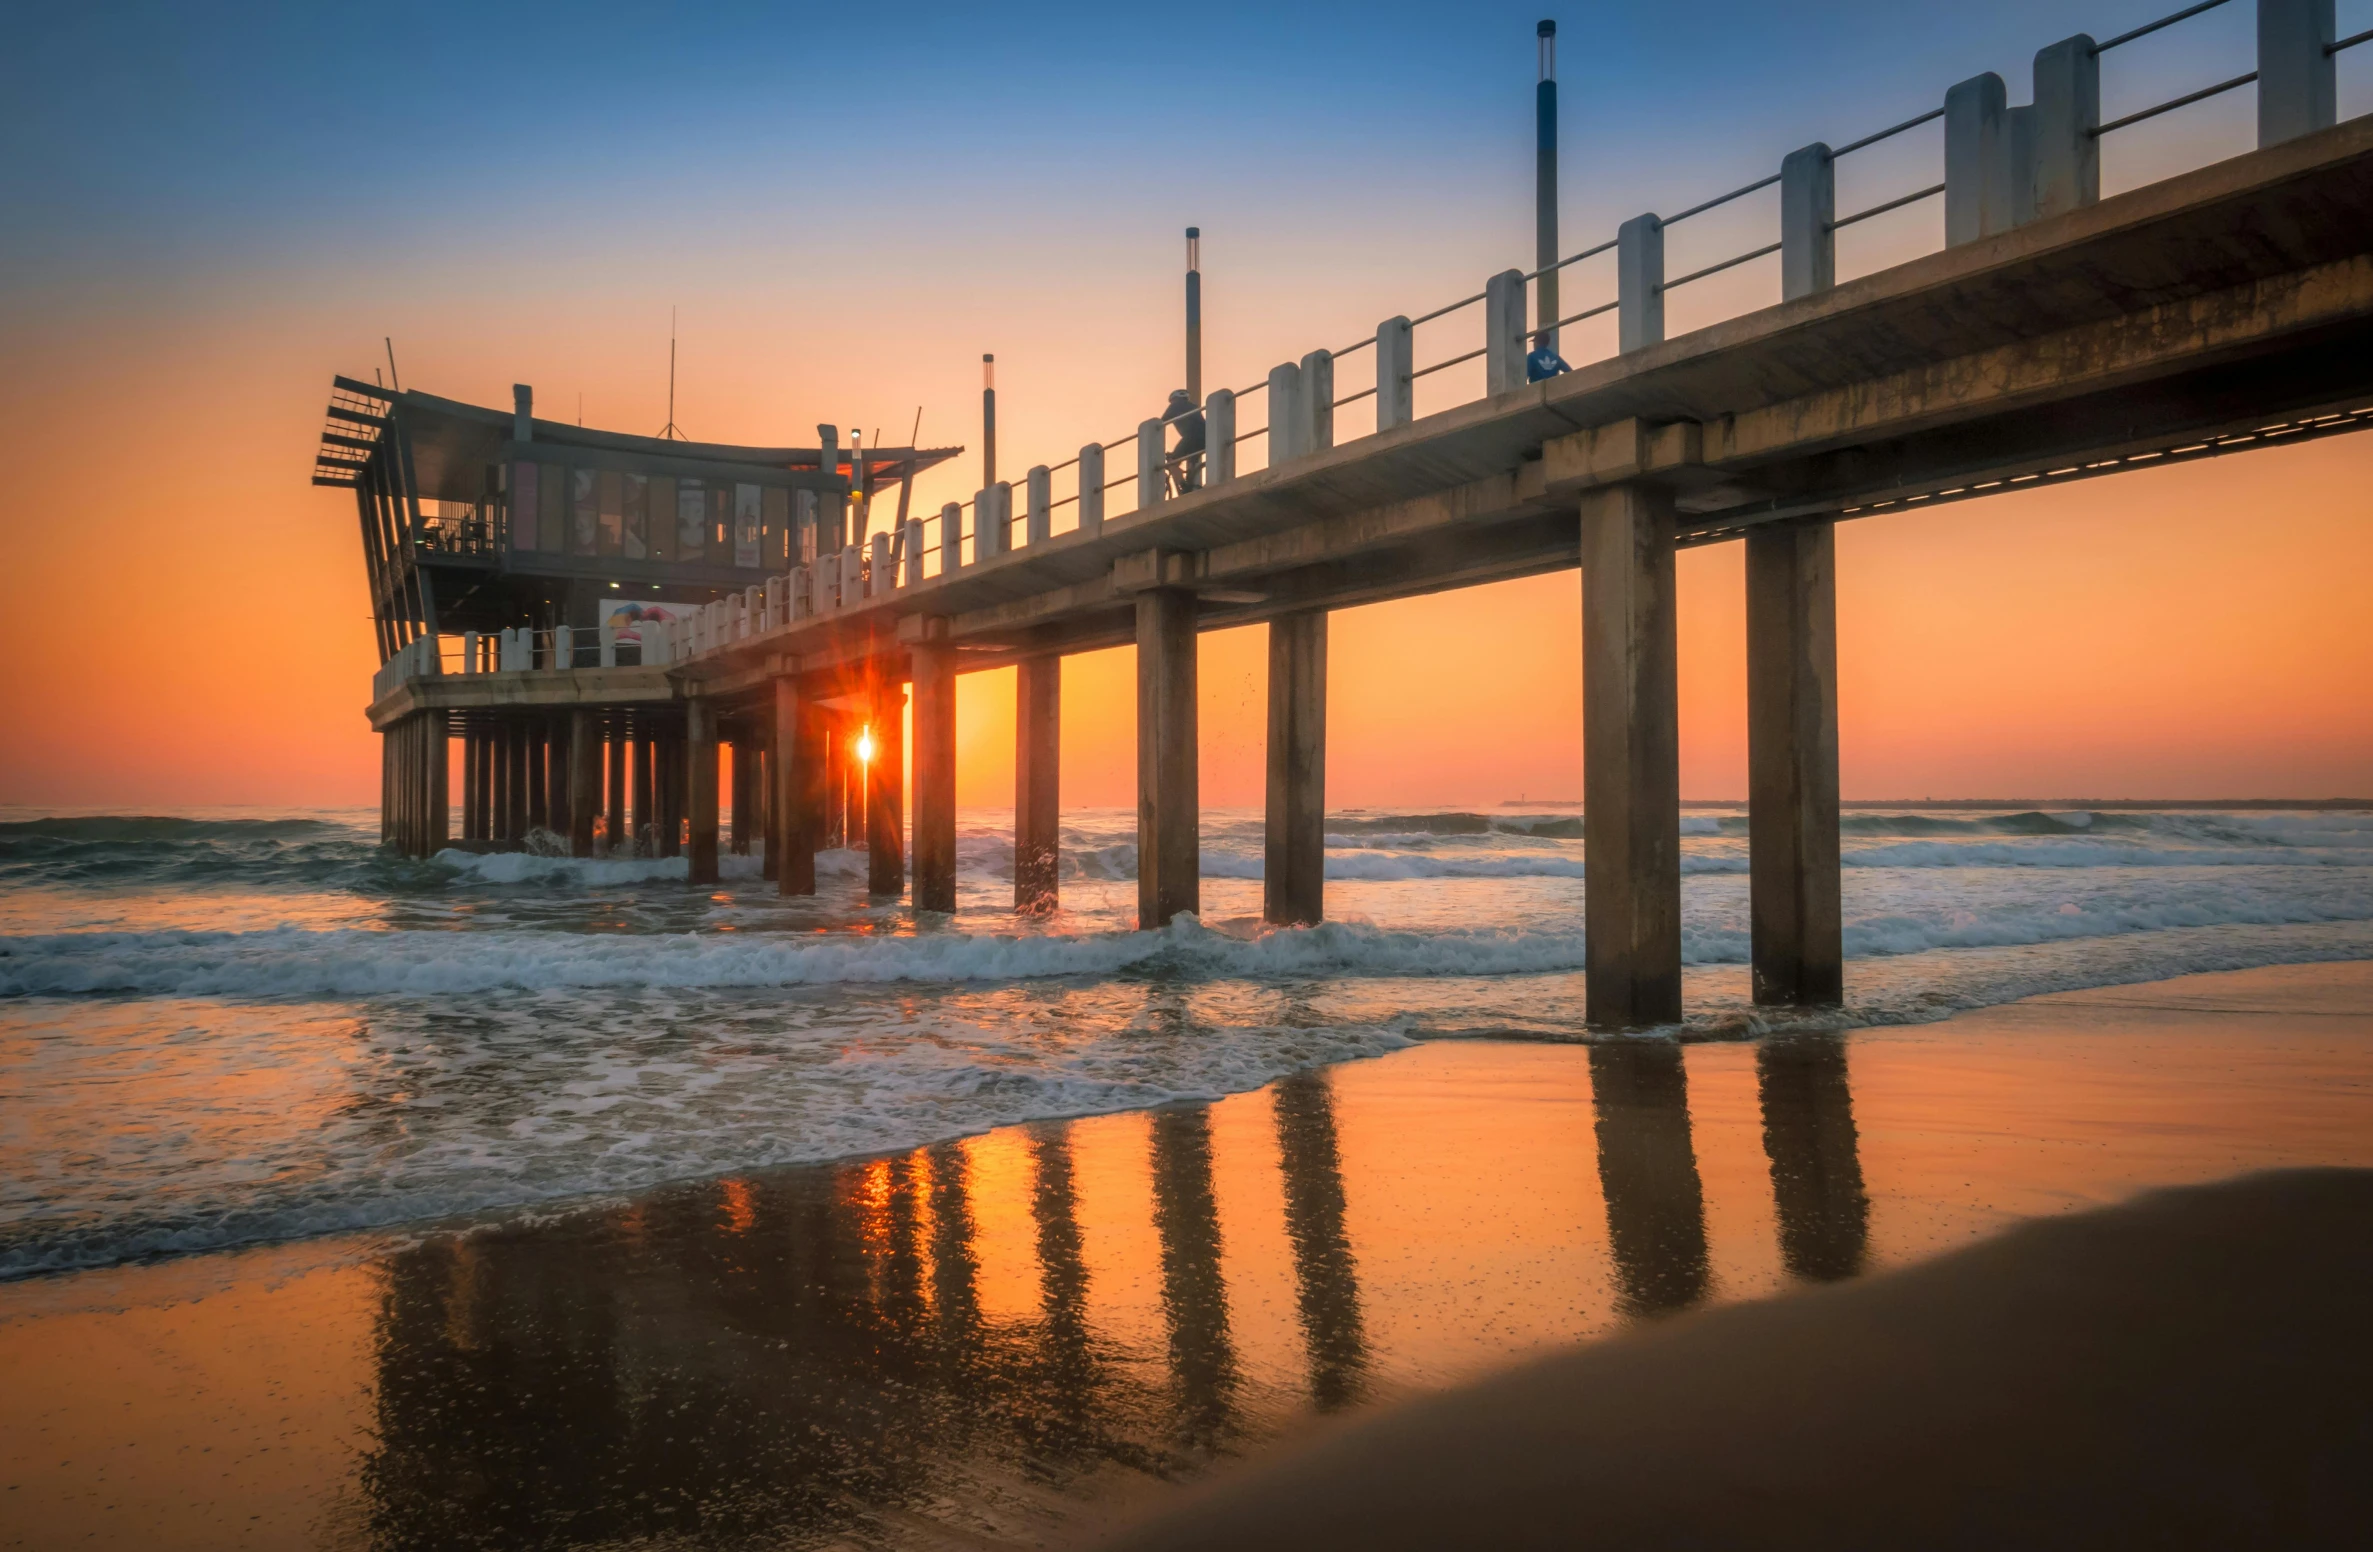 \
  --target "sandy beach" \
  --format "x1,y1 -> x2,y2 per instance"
5,958 -> 2372,1550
